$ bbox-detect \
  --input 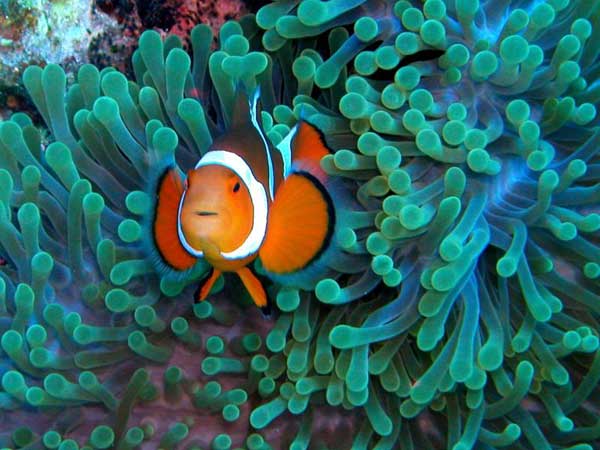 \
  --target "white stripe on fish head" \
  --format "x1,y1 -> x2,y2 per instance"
175,150 -> 269,260
177,189 -> 205,258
